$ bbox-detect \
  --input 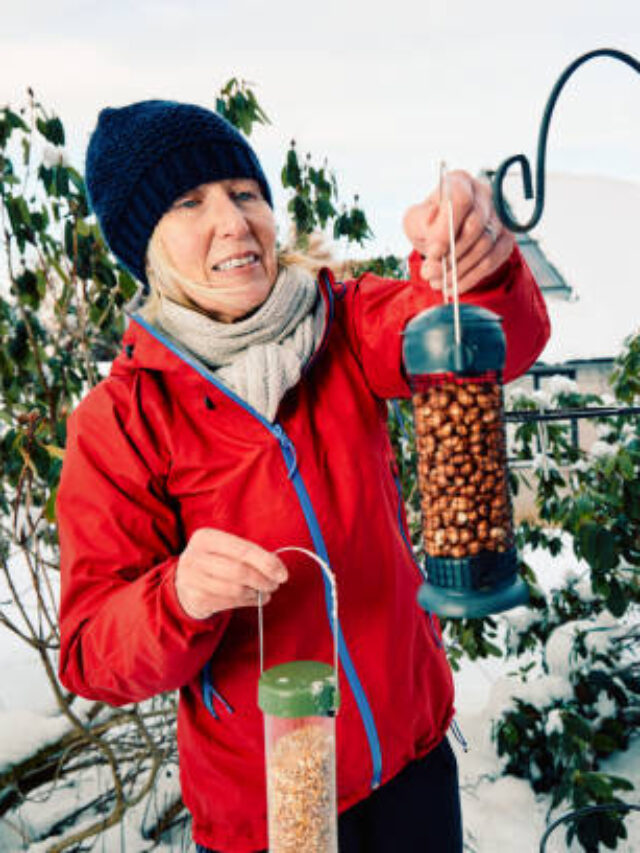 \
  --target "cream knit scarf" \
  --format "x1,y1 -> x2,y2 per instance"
154,265 -> 326,421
